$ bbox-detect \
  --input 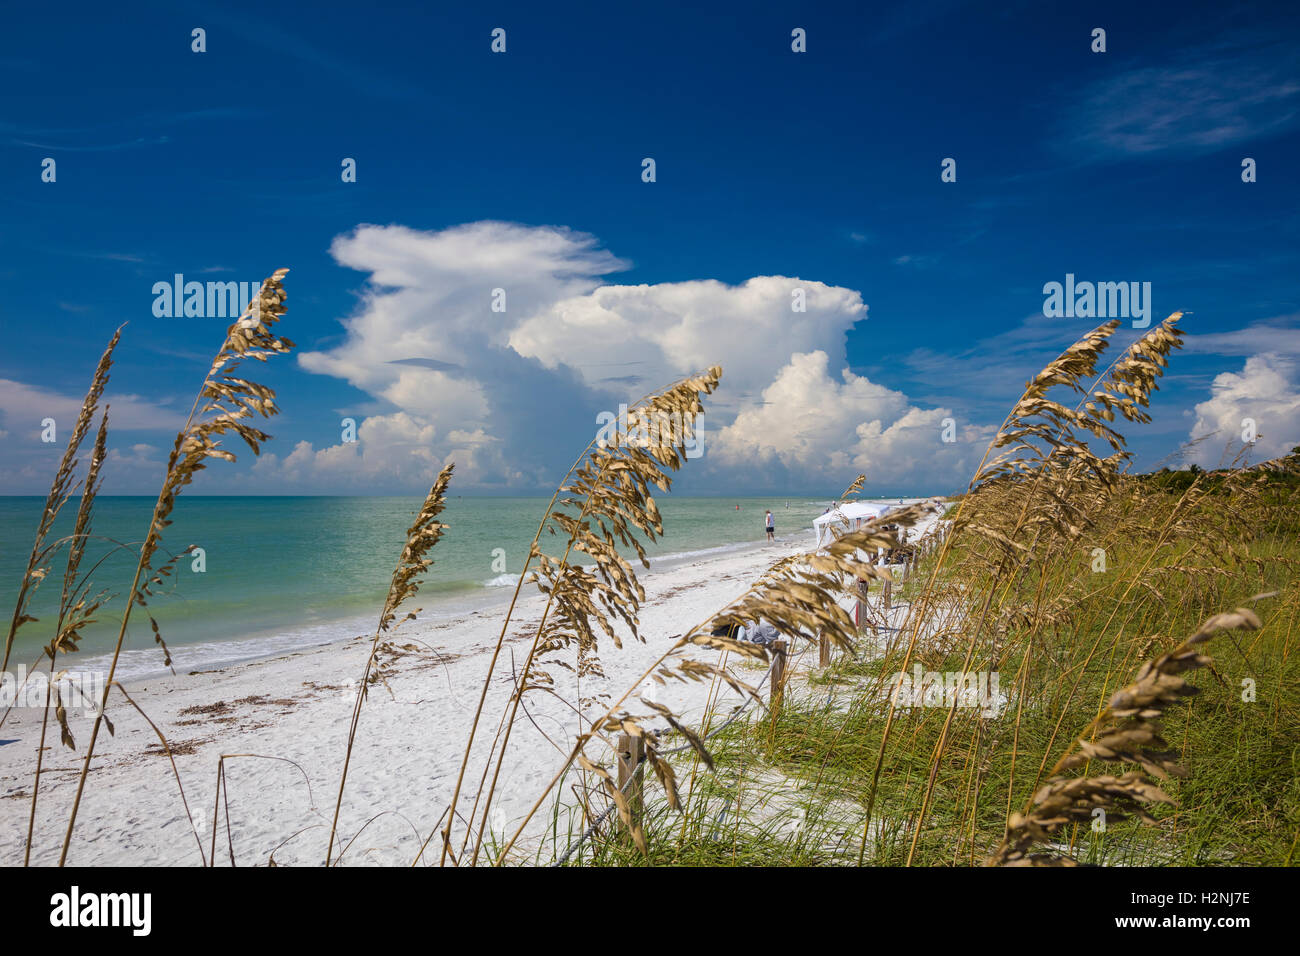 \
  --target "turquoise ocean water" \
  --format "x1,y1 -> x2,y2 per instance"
0,495 -> 901,680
